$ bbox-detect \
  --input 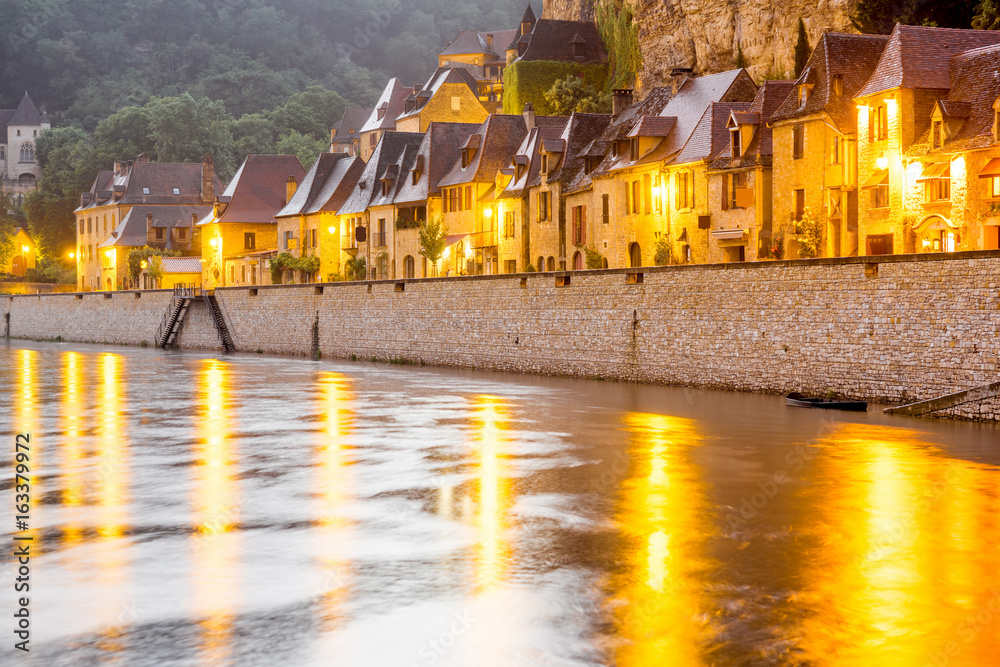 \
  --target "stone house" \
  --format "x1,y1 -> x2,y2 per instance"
274,152 -> 365,283
137,256 -> 202,290
769,32 -> 889,259
0,92 -> 48,195
394,67 -> 493,133
2,227 -> 36,276
359,78 -> 411,162
76,154 -> 220,291
330,107 -> 371,157
437,27 -> 517,104
707,80 -> 795,263
198,154 -> 305,289
335,132 -> 424,280
435,114 -> 530,276
854,25 -> 1000,255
